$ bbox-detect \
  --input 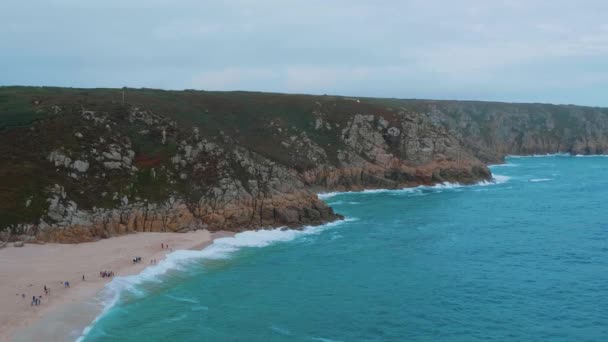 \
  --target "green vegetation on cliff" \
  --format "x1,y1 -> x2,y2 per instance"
1,86 -> 606,241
